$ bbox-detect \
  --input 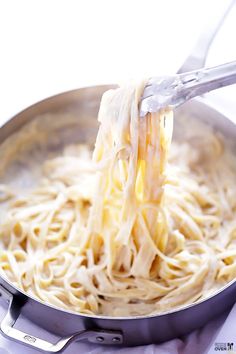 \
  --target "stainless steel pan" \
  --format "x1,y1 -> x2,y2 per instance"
0,2 -> 235,352
0,87 -> 236,352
